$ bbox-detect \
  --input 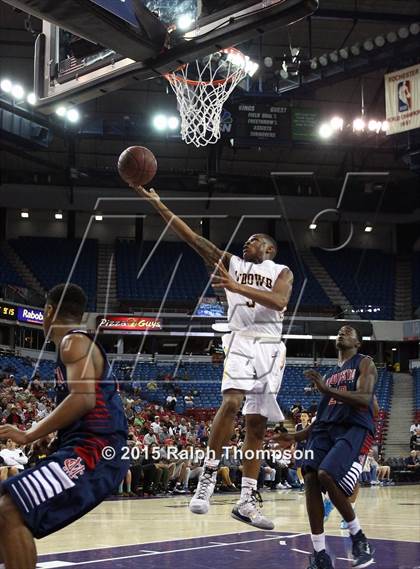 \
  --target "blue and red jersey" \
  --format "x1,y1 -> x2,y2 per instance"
54,330 -> 128,468
315,353 -> 375,434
